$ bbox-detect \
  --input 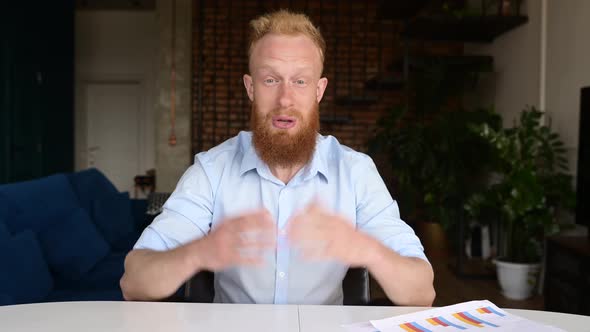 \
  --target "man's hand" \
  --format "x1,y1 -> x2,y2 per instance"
120,209 -> 276,301
197,209 -> 277,271
286,203 -> 376,267
286,202 -> 435,306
